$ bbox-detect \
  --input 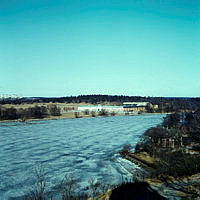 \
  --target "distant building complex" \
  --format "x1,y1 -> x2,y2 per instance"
123,102 -> 148,113
77,102 -> 157,114
78,105 -> 124,113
